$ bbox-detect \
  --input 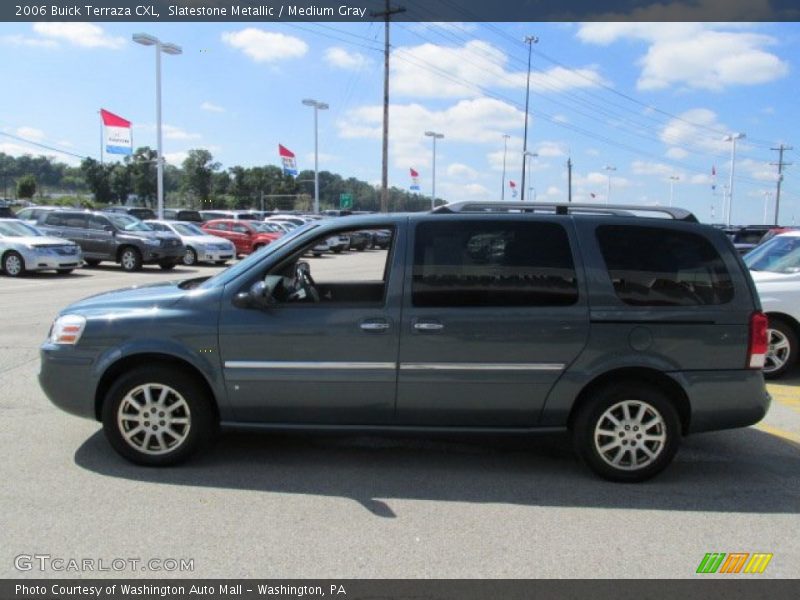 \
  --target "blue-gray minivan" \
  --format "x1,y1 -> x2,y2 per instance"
39,202 -> 771,481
